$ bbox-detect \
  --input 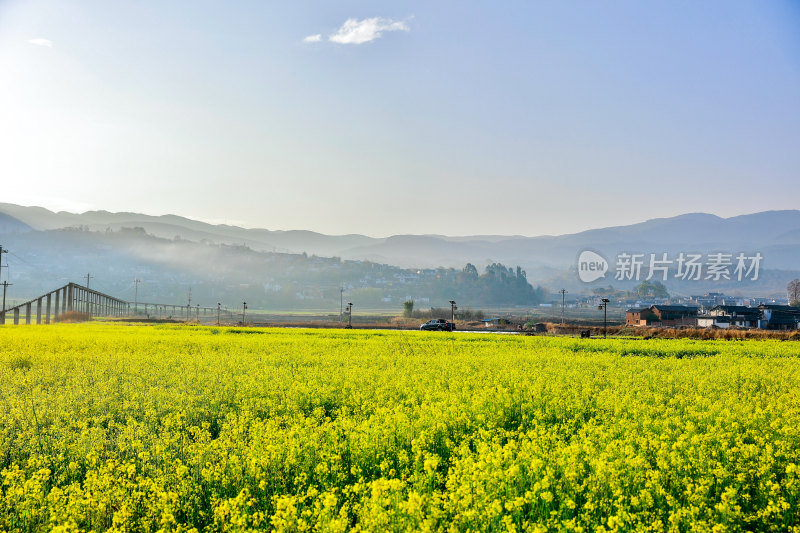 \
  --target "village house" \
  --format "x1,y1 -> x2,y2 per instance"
697,315 -> 731,328
625,305 -> 697,327
625,307 -> 656,326
650,305 -> 698,327
757,304 -> 800,330
707,305 -> 761,328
